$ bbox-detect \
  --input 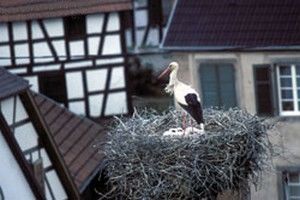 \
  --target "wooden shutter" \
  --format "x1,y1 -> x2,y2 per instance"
218,64 -> 237,108
200,64 -> 219,108
253,64 -> 274,115
199,63 -> 237,109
